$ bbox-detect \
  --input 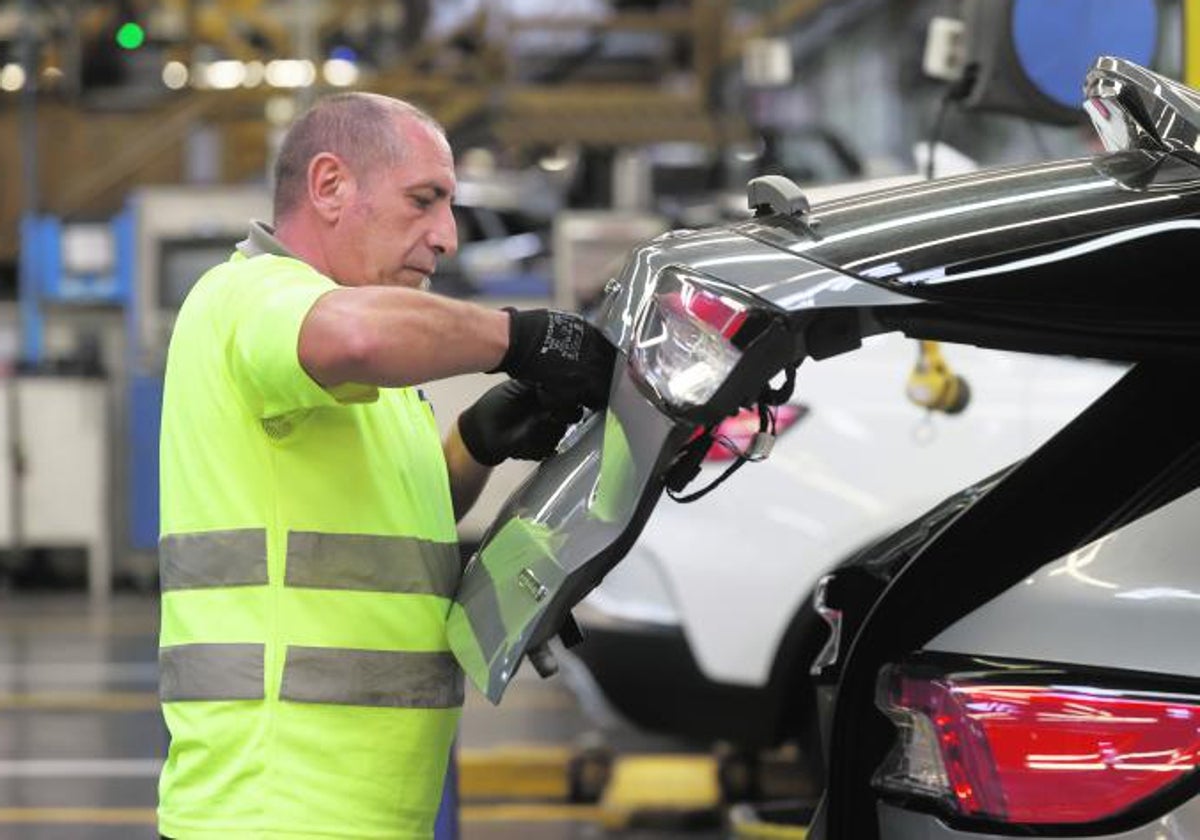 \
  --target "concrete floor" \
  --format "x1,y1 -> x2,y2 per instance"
0,592 -> 728,840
